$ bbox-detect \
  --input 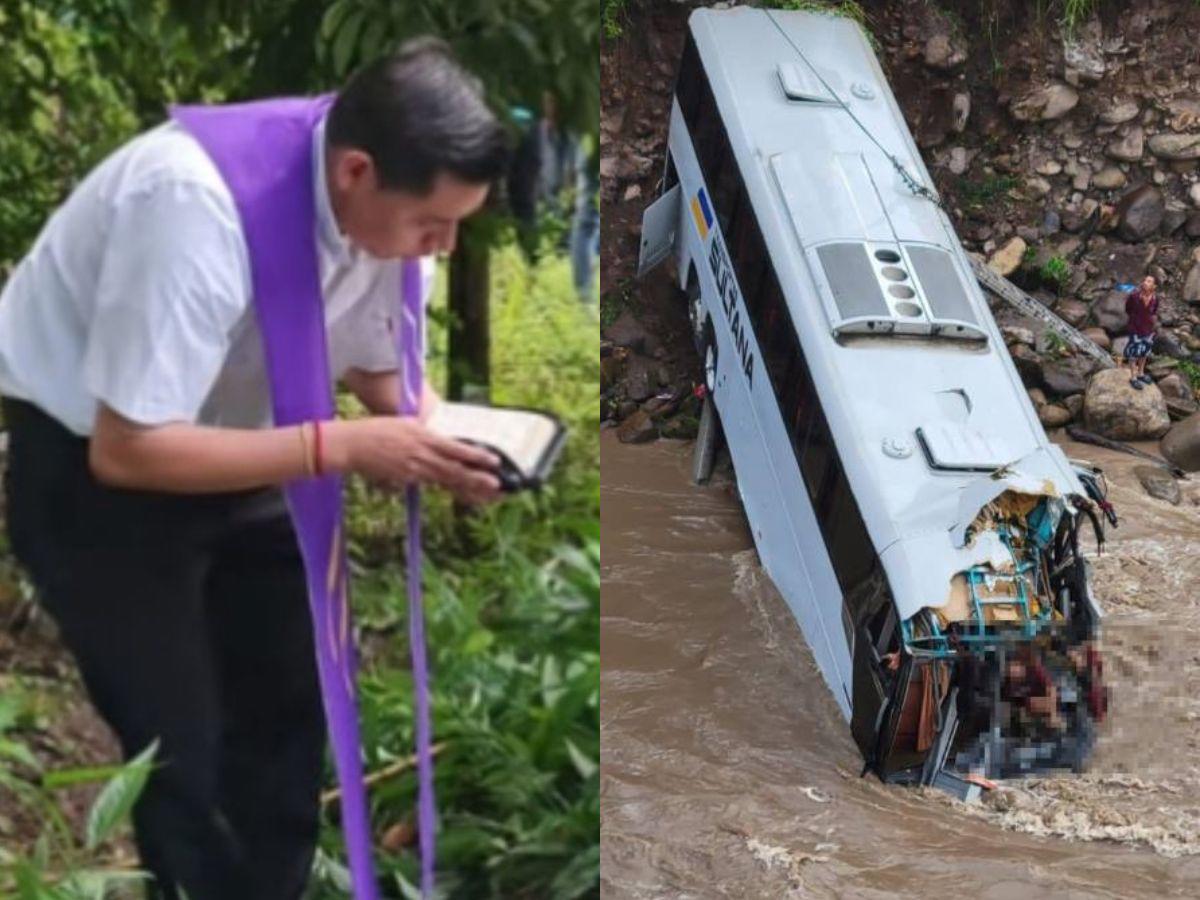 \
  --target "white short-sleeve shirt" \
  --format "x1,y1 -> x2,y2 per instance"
0,116 -> 434,436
